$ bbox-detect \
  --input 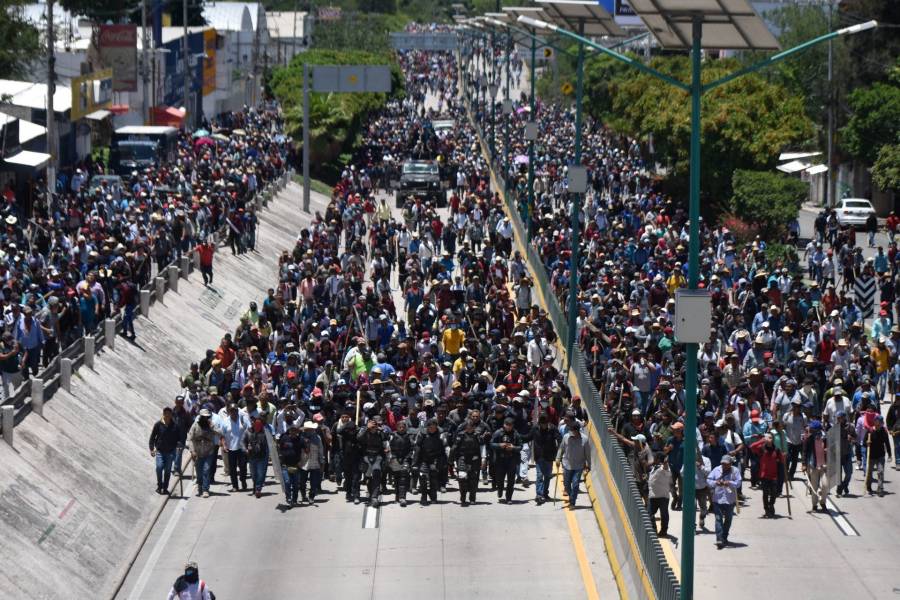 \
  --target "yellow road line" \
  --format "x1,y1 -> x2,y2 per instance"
555,462 -> 601,600
659,538 -> 682,582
